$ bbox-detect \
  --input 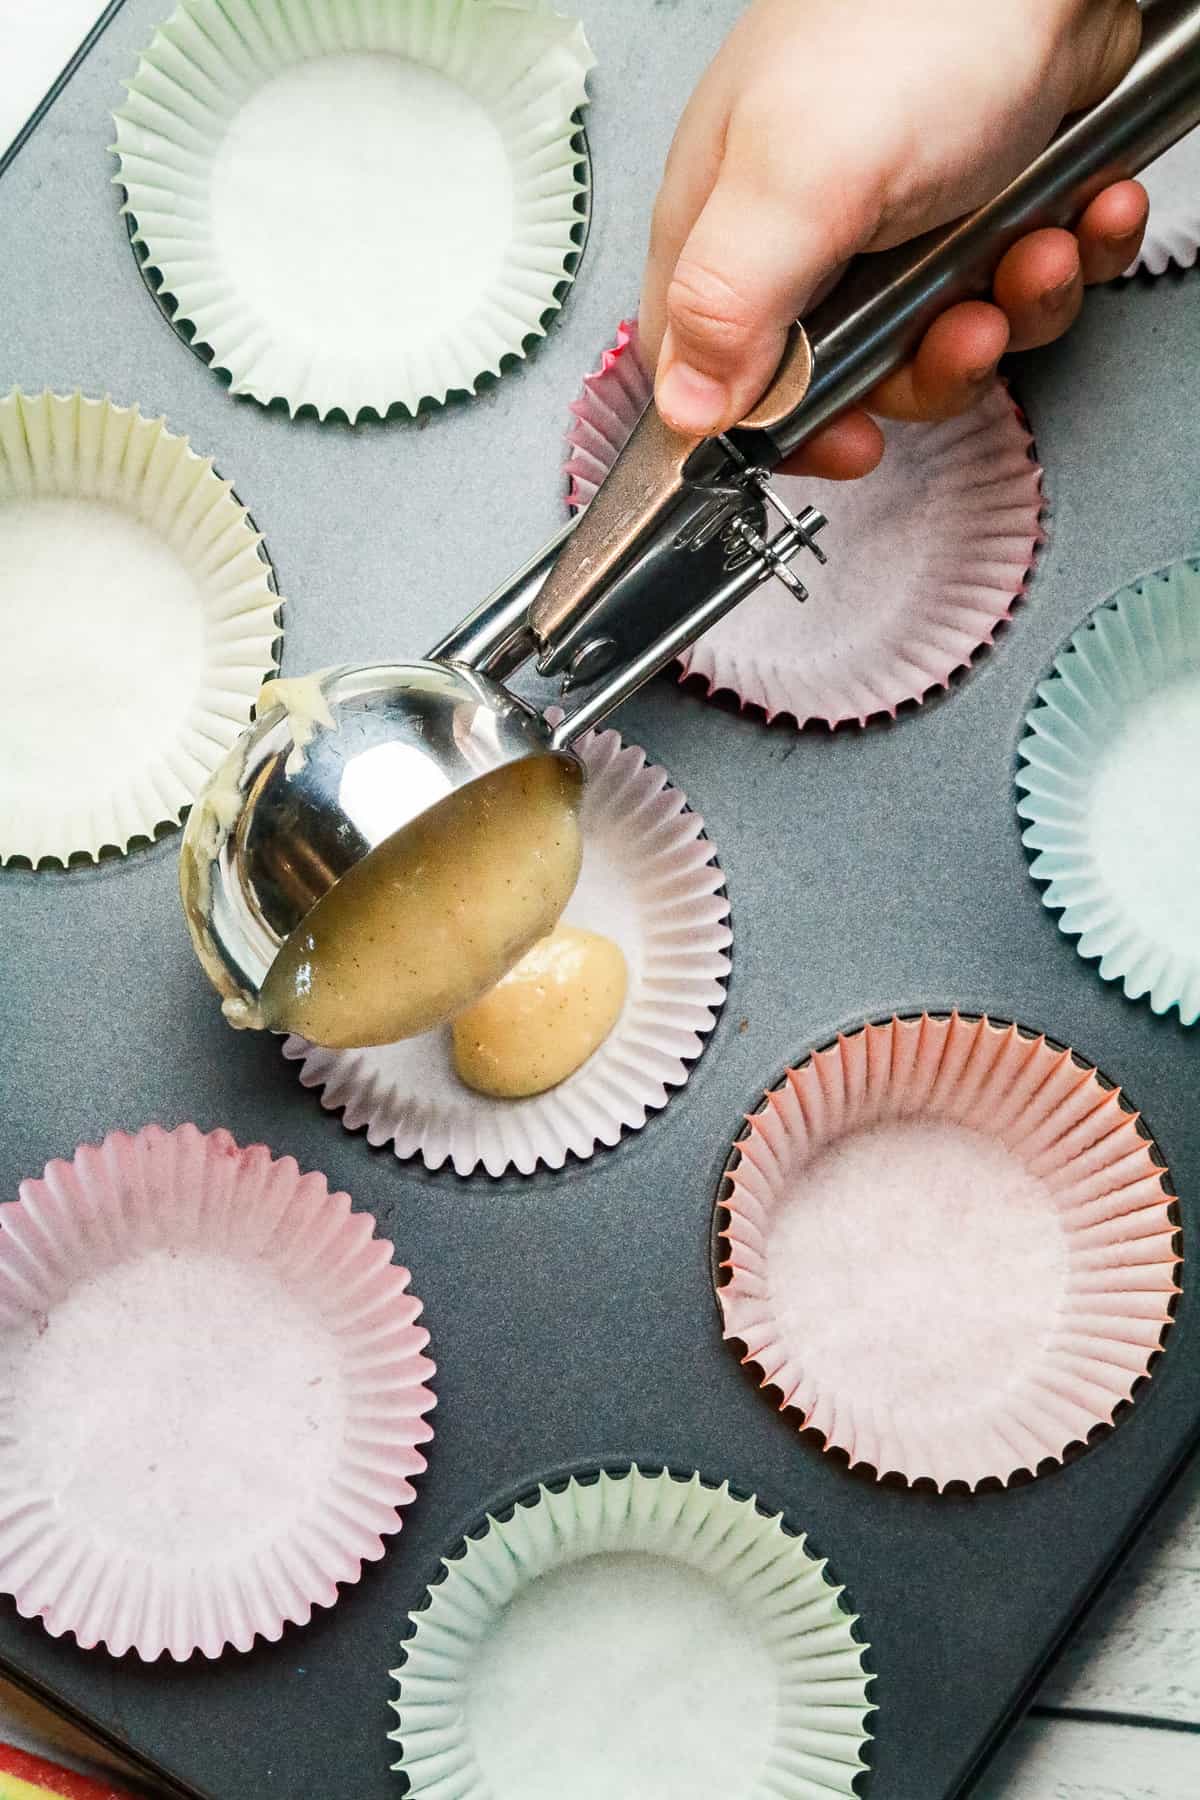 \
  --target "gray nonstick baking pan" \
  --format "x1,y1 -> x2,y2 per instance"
0,2 -> 1197,1796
